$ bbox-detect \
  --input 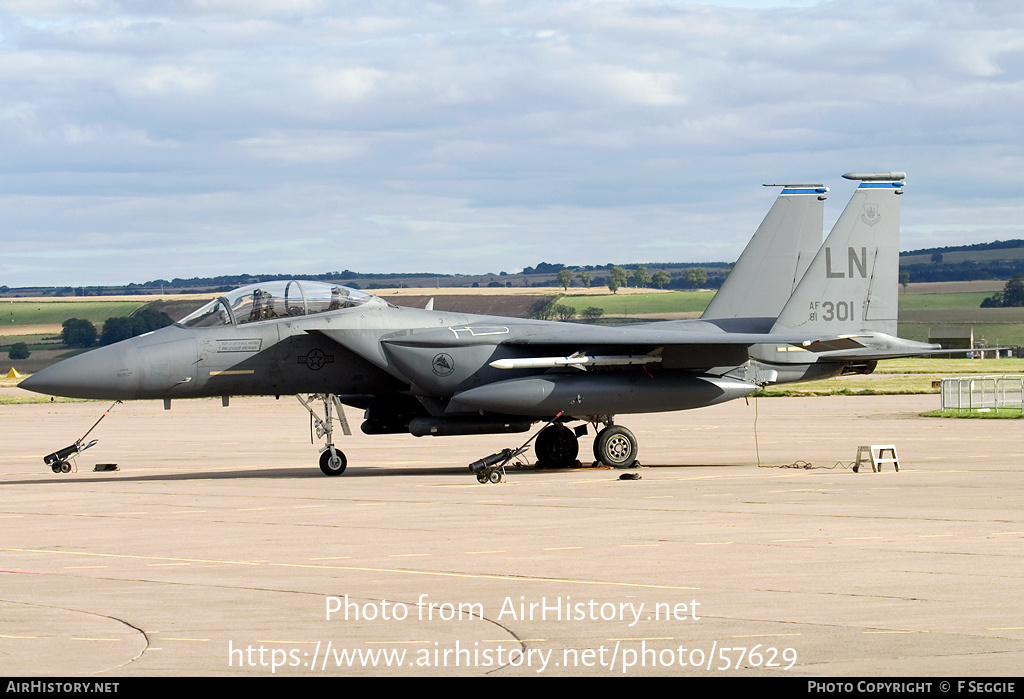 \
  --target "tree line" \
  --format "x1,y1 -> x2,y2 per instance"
556,265 -> 708,293
60,308 -> 174,349
980,274 -> 1024,308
